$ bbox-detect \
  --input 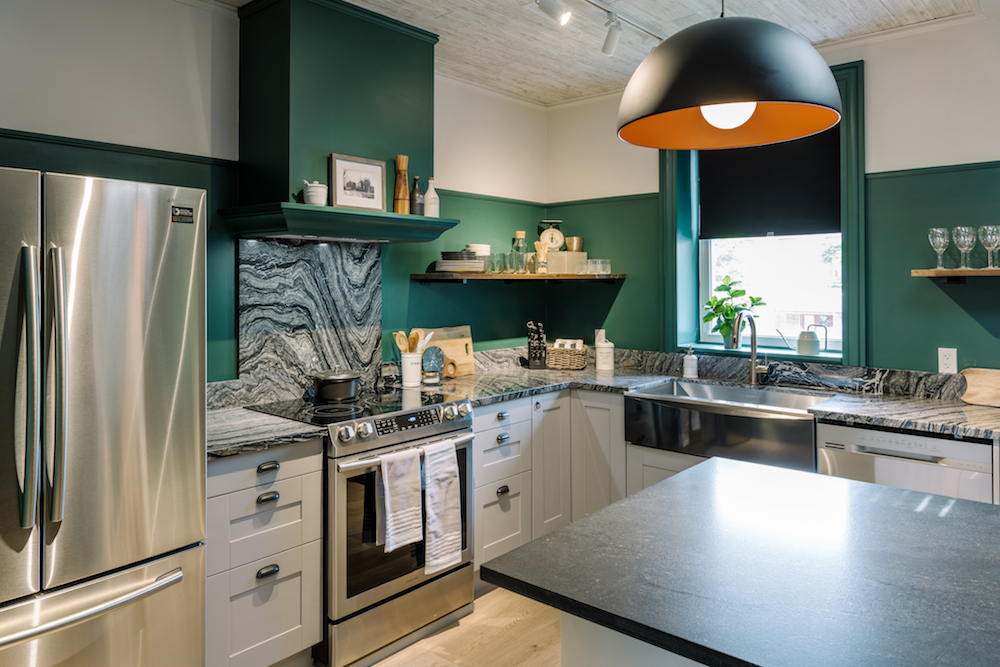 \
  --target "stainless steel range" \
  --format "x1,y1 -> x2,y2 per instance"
250,389 -> 475,667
